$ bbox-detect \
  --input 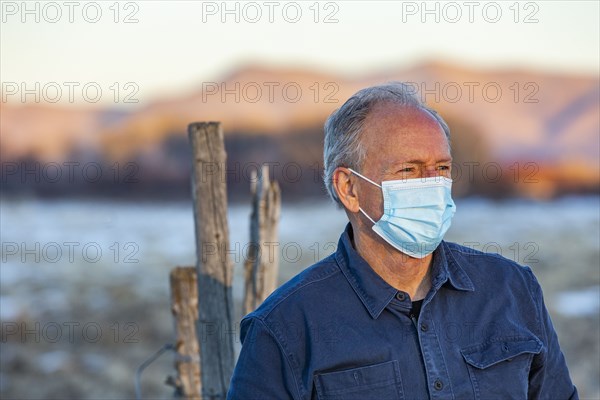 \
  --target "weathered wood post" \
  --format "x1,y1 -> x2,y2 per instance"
169,267 -> 201,399
189,122 -> 235,399
243,165 -> 281,314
